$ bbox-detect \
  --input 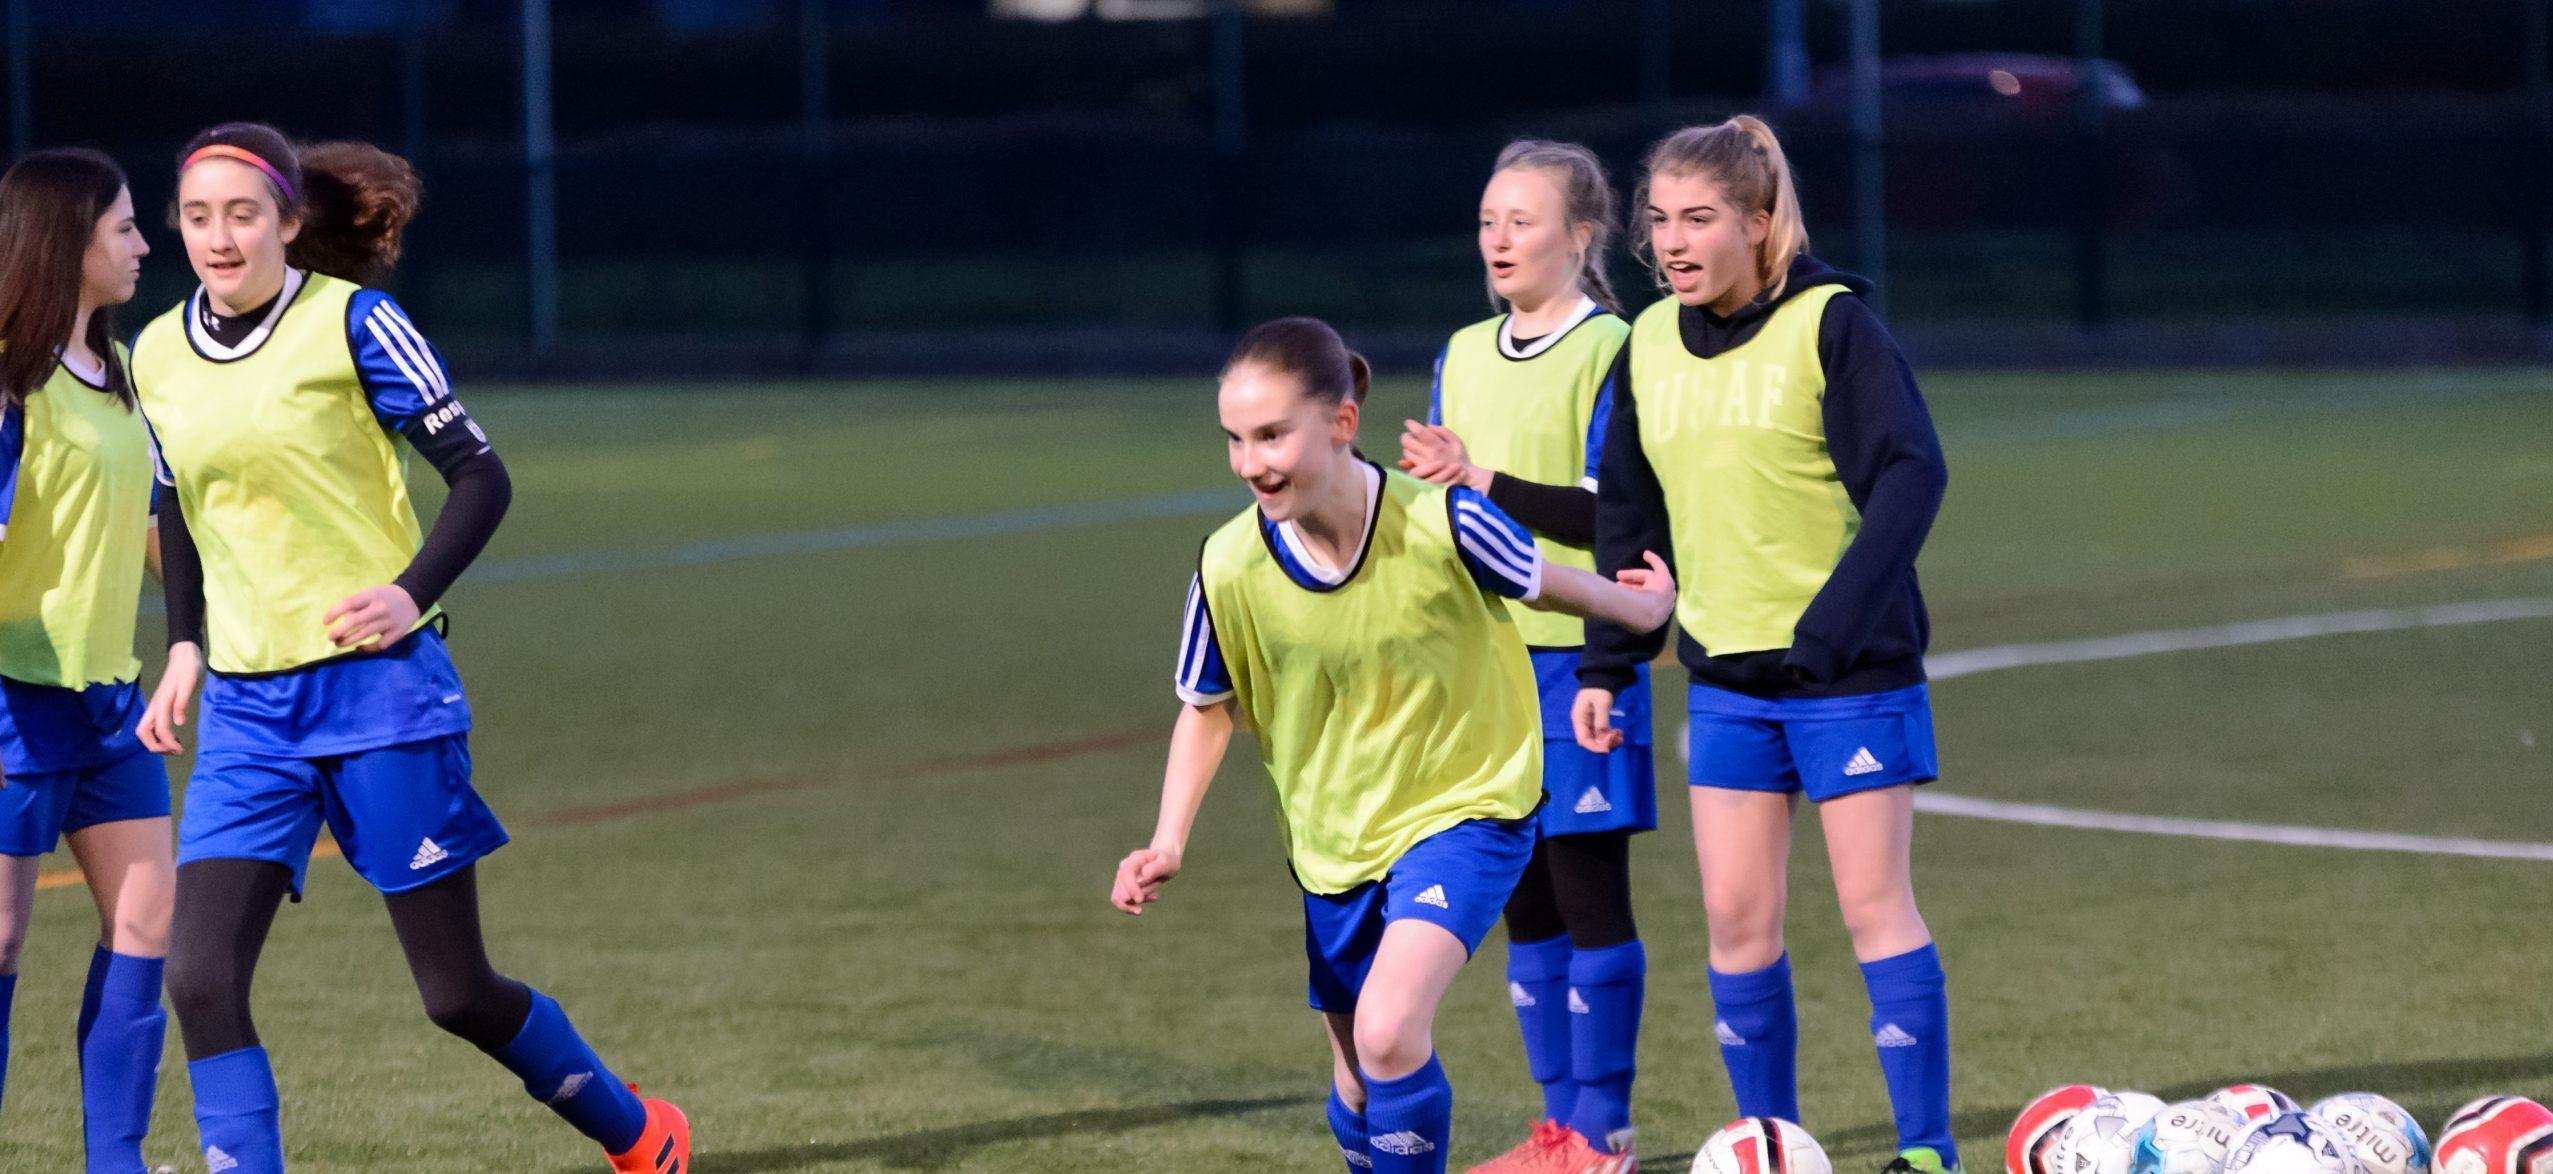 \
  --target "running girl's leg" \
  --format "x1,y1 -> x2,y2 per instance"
165,857 -> 293,1174
1352,920 -> 1469,1174
66,814 -> 174,1169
